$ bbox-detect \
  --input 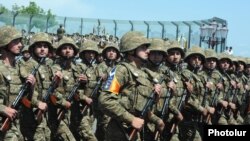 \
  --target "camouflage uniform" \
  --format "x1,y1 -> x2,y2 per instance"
244,58 -> 250,124
99,31 -> 162,141
49,37 -> 77,141
19,32 -> 55,141
175,46 -> 207,141
166,43 -> 203,141
202,49 -> 223,125
20,45 -> 31,62
95,42 -> 120,141
216,53 -> 237,125
73,40 -> 98,141
147,38 -> 174,141
57,25 -> 65,41
0,25 -> 38,141
0,61 -> 23,141
231,57 -> 247,124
